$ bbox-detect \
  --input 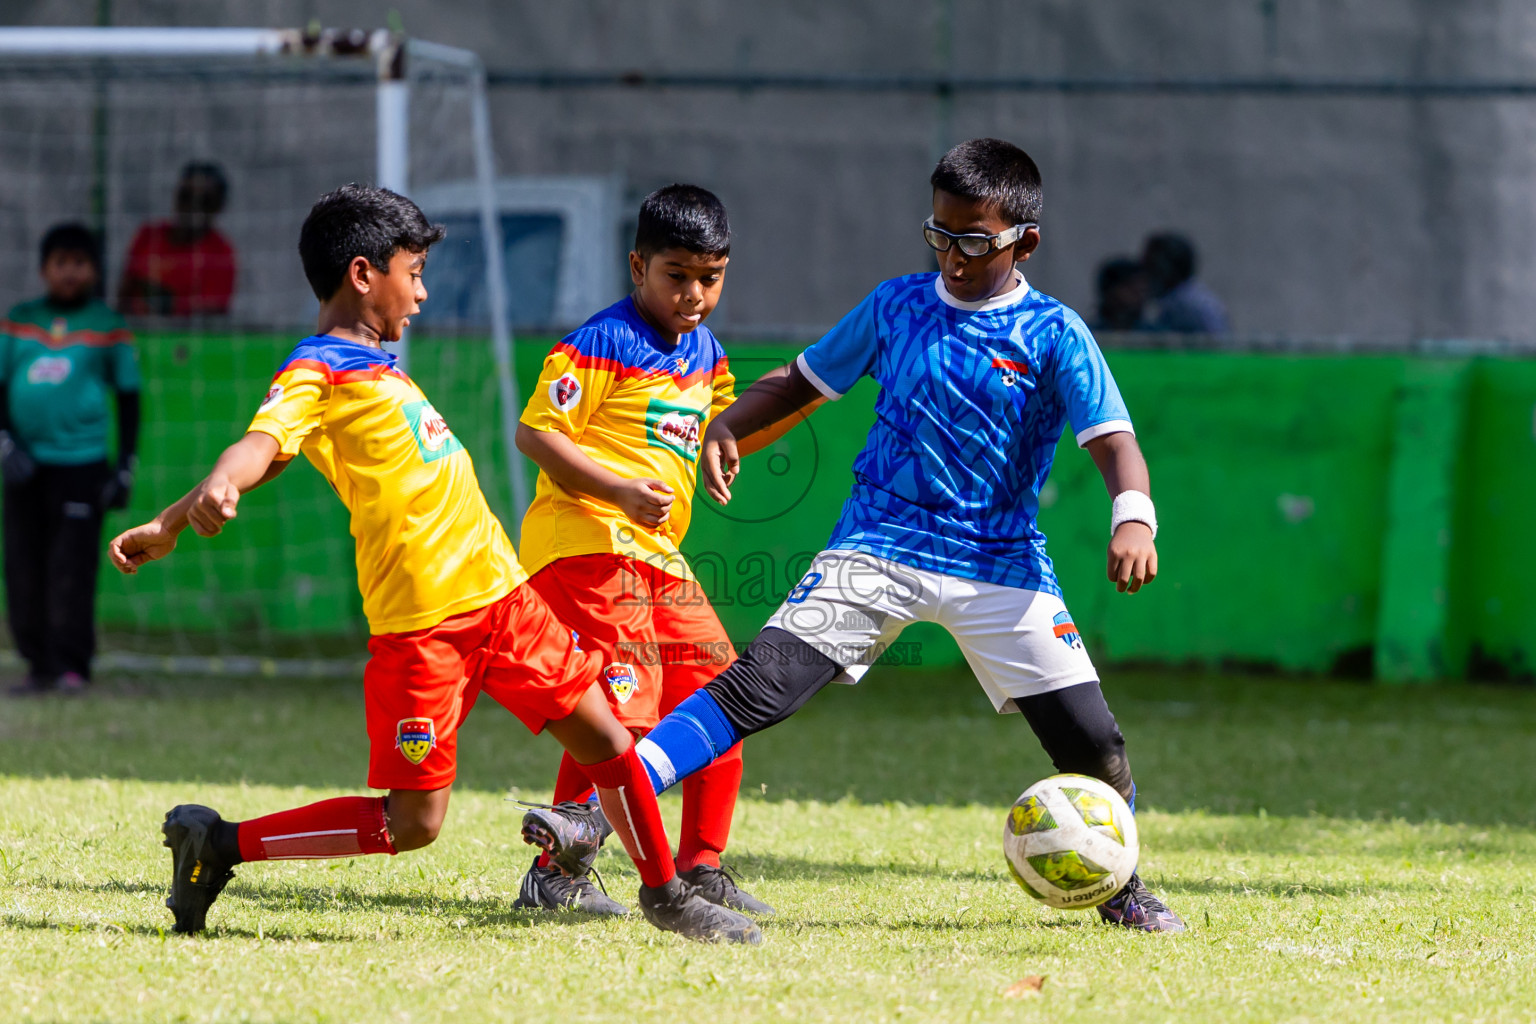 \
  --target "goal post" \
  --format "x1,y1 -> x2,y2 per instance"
0,26 -> 529,673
